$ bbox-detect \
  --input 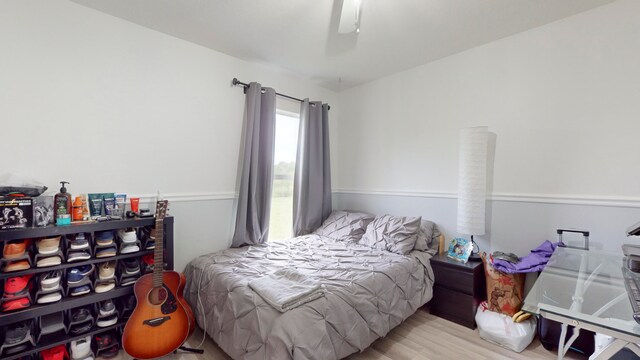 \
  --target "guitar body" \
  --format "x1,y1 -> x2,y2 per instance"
123,271 -> 190,359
